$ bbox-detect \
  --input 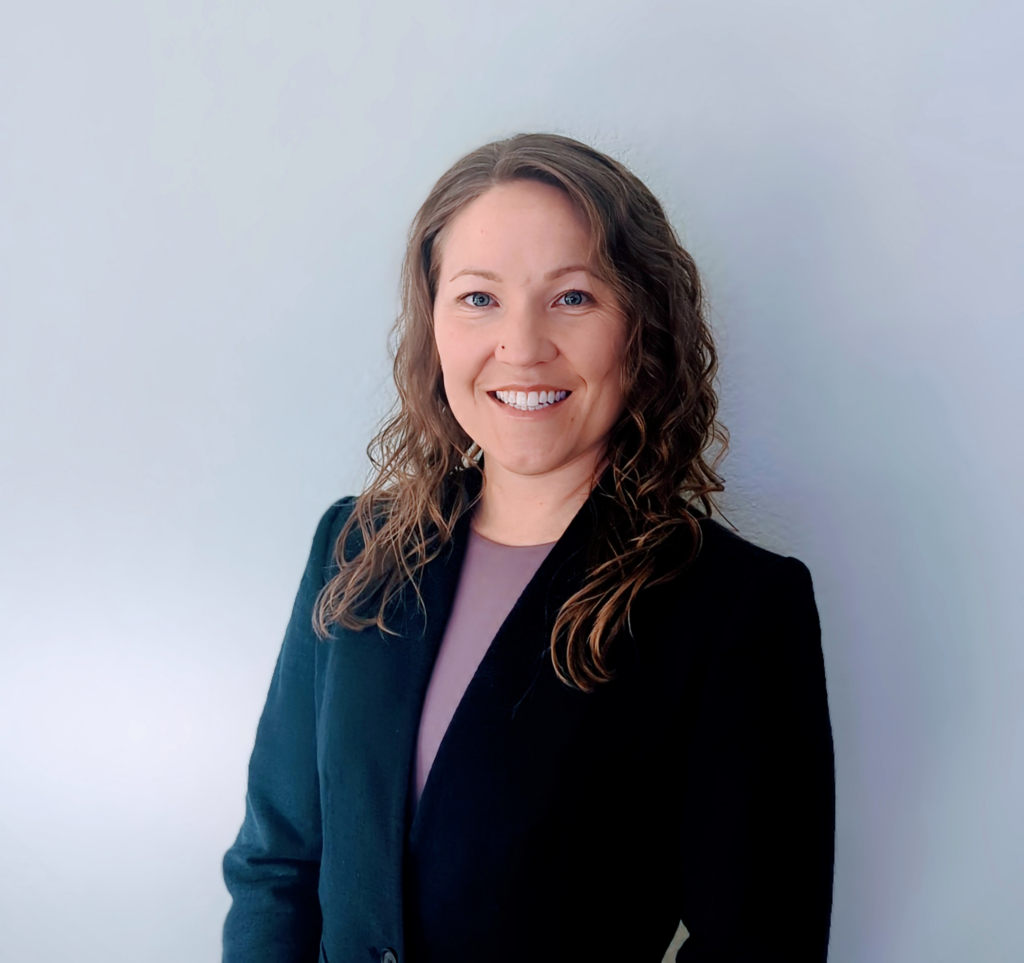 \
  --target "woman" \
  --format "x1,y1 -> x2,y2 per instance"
222,133 -> 835,963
